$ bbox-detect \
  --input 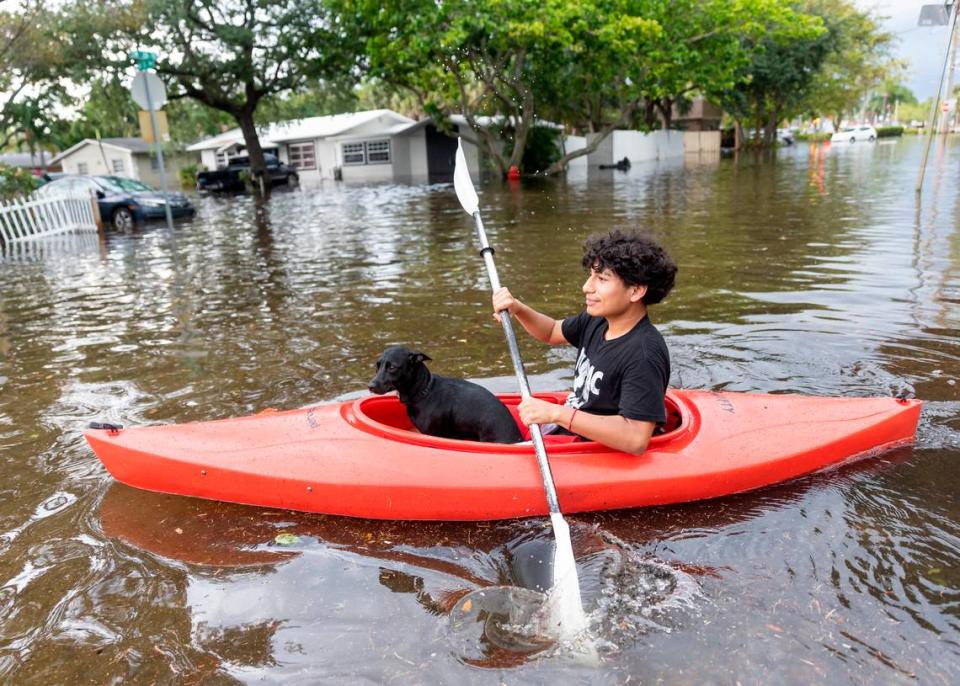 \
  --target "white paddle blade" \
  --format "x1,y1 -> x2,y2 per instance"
544,512 -> 590,638
454,138 -> 479,215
